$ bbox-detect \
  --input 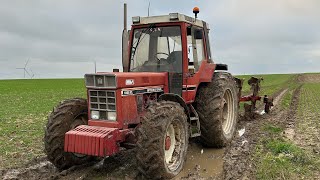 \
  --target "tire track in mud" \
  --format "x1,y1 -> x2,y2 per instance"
223,88 -> 290,180
283,85 -> 302,141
